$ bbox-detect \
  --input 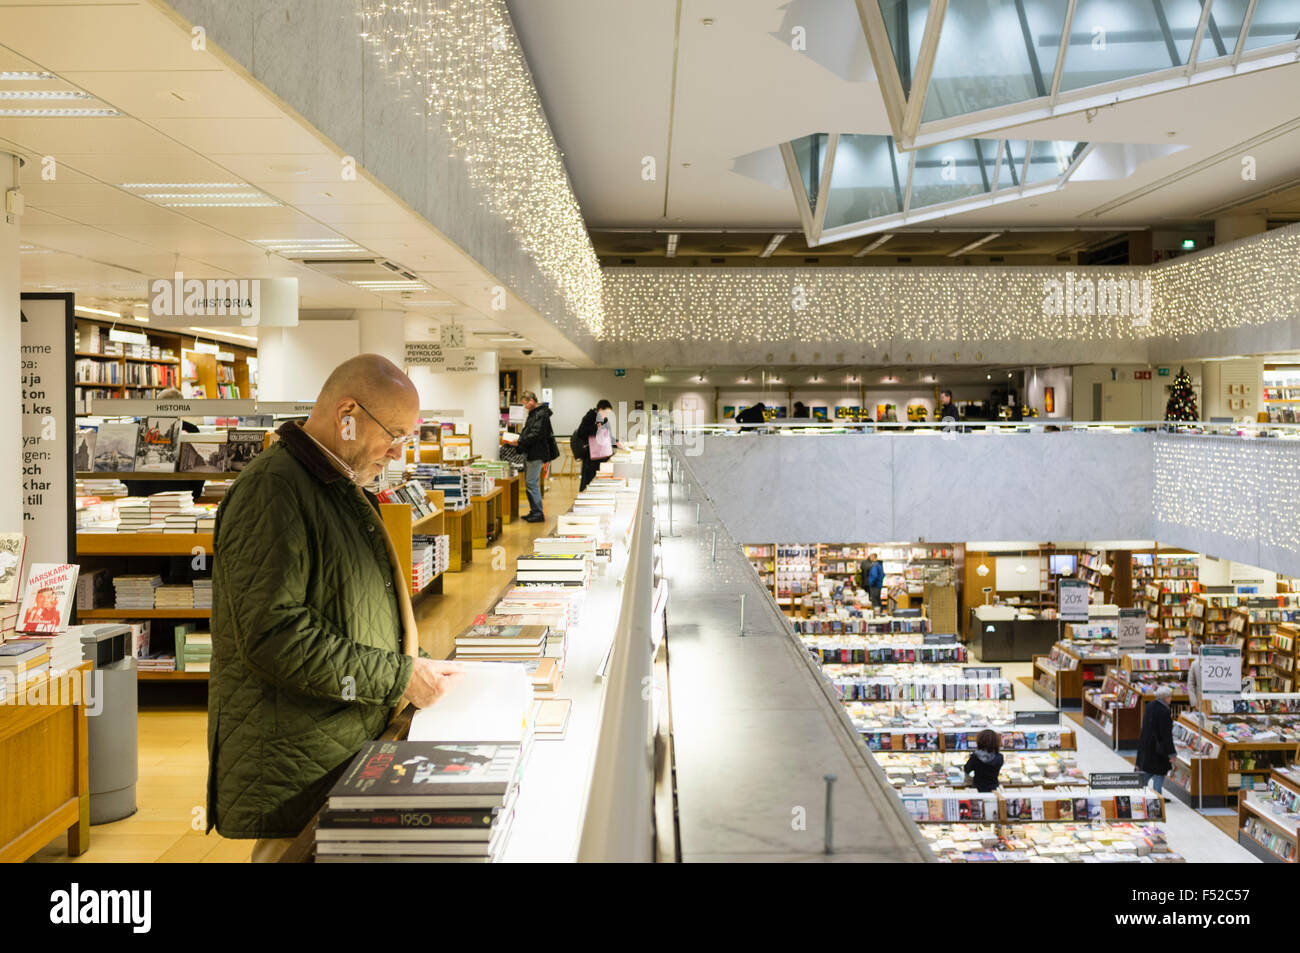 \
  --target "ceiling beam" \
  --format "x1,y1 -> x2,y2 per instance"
853,234 -> 894,257
946,232 -> 1004,257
